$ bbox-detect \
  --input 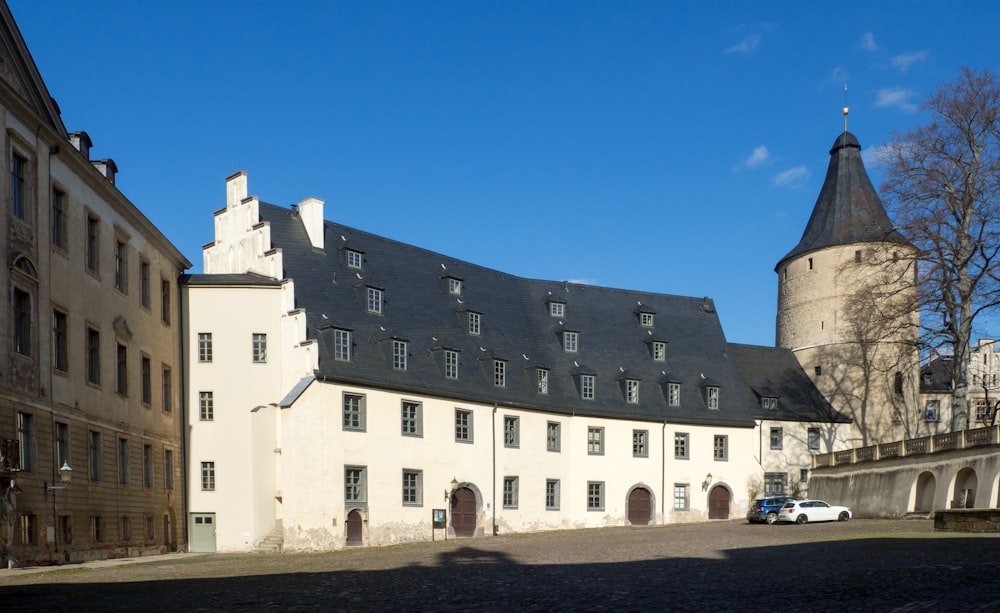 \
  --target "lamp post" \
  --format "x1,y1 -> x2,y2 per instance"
43,462 -> 72,494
